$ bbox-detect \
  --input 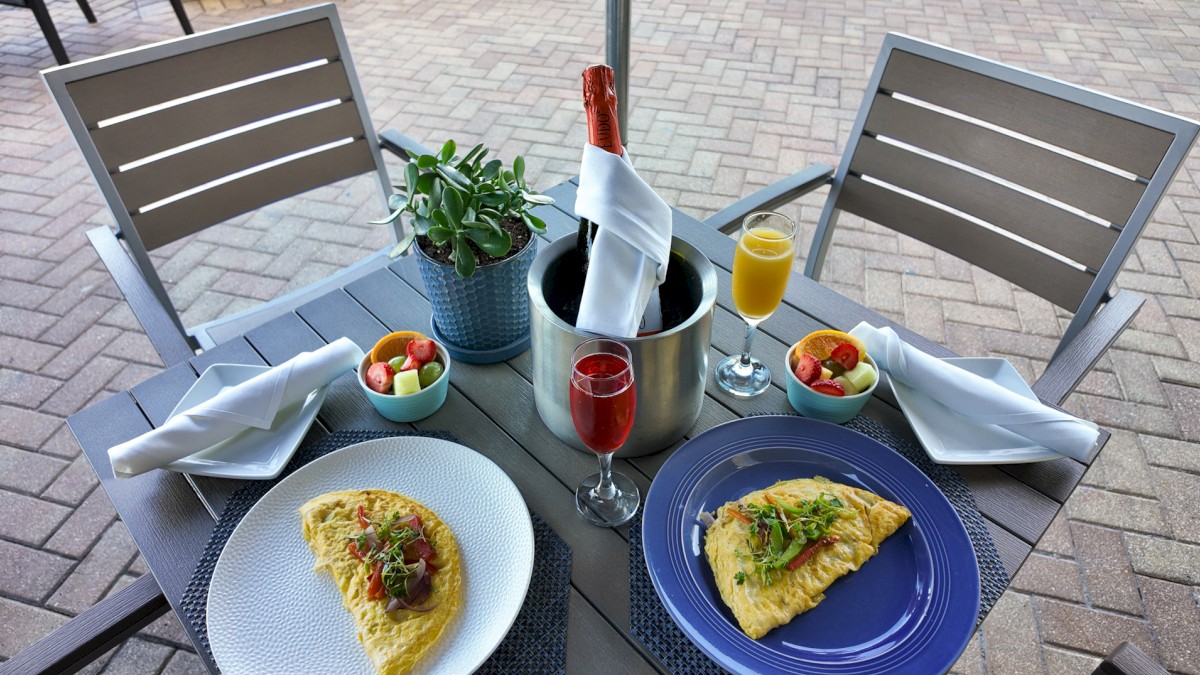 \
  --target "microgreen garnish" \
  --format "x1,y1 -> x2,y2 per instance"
347,508 -> 437,604
734,492 -> 849,586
